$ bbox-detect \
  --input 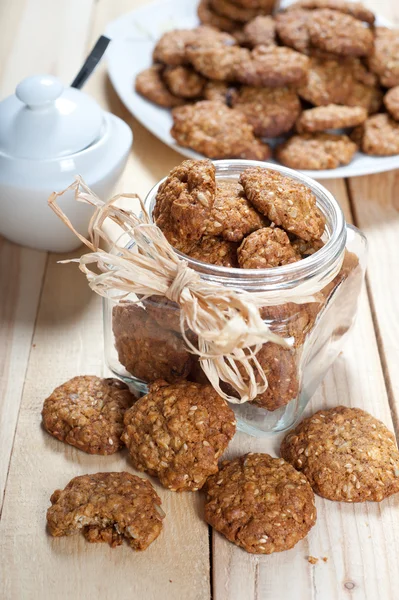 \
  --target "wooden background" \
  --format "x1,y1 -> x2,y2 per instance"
0,1 -> 398,598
